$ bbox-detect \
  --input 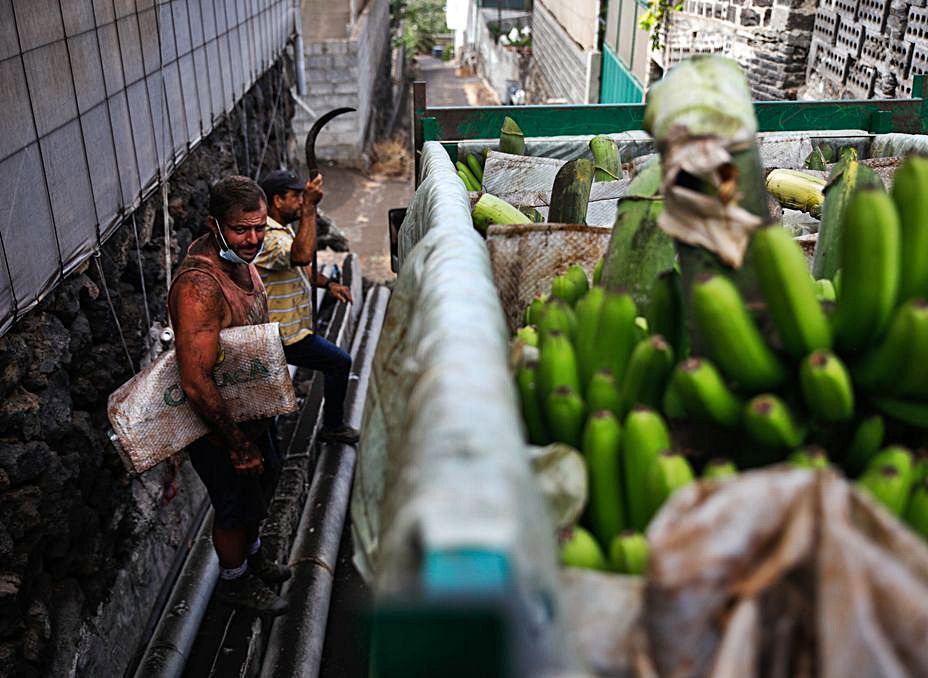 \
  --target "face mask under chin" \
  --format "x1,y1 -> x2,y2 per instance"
215,227 -> 264,265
